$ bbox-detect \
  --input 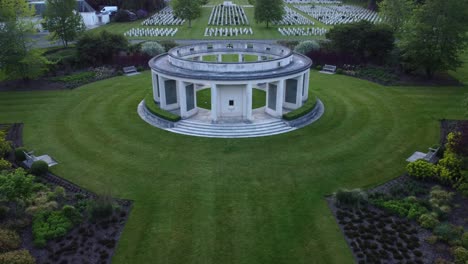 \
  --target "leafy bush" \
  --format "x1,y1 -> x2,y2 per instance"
445,131 -> 462,154
407,160 -> 437,180
336,68 -> 343,74
0,159 -> 10,171
53,186 -> 66,200
51,71 -> 96,83
276,40 -> 300,49
0,250 -> 35,264
294,40 -> 320,55
30,160 -> 48,176
141,41 -> 165,57
113,10 -> 134,22
355,66 -> 399,85
0,228 -> 20,252
136,9 -> 149,19
315,65 -> 322,70
437,152 -> 462,183
62,205 -> 81,224
462,232 -> 468,248
14,147 -> 27,162
0,168 -> 35,202
433,223 -> 463,243
453,247 -> 468,264
373,197 -> 428,219
457,181 -> 468,196
158,40 -> 178,52
418,213 -> 439,229
88,196 -> 116,220
144,93 -> 181,122
33,210 -> 73,247
333,188 -> 368,208
429,186 -> 454,218
0,139 -> 12,158
77,31 -> 128,66
283,99 -> 317,121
